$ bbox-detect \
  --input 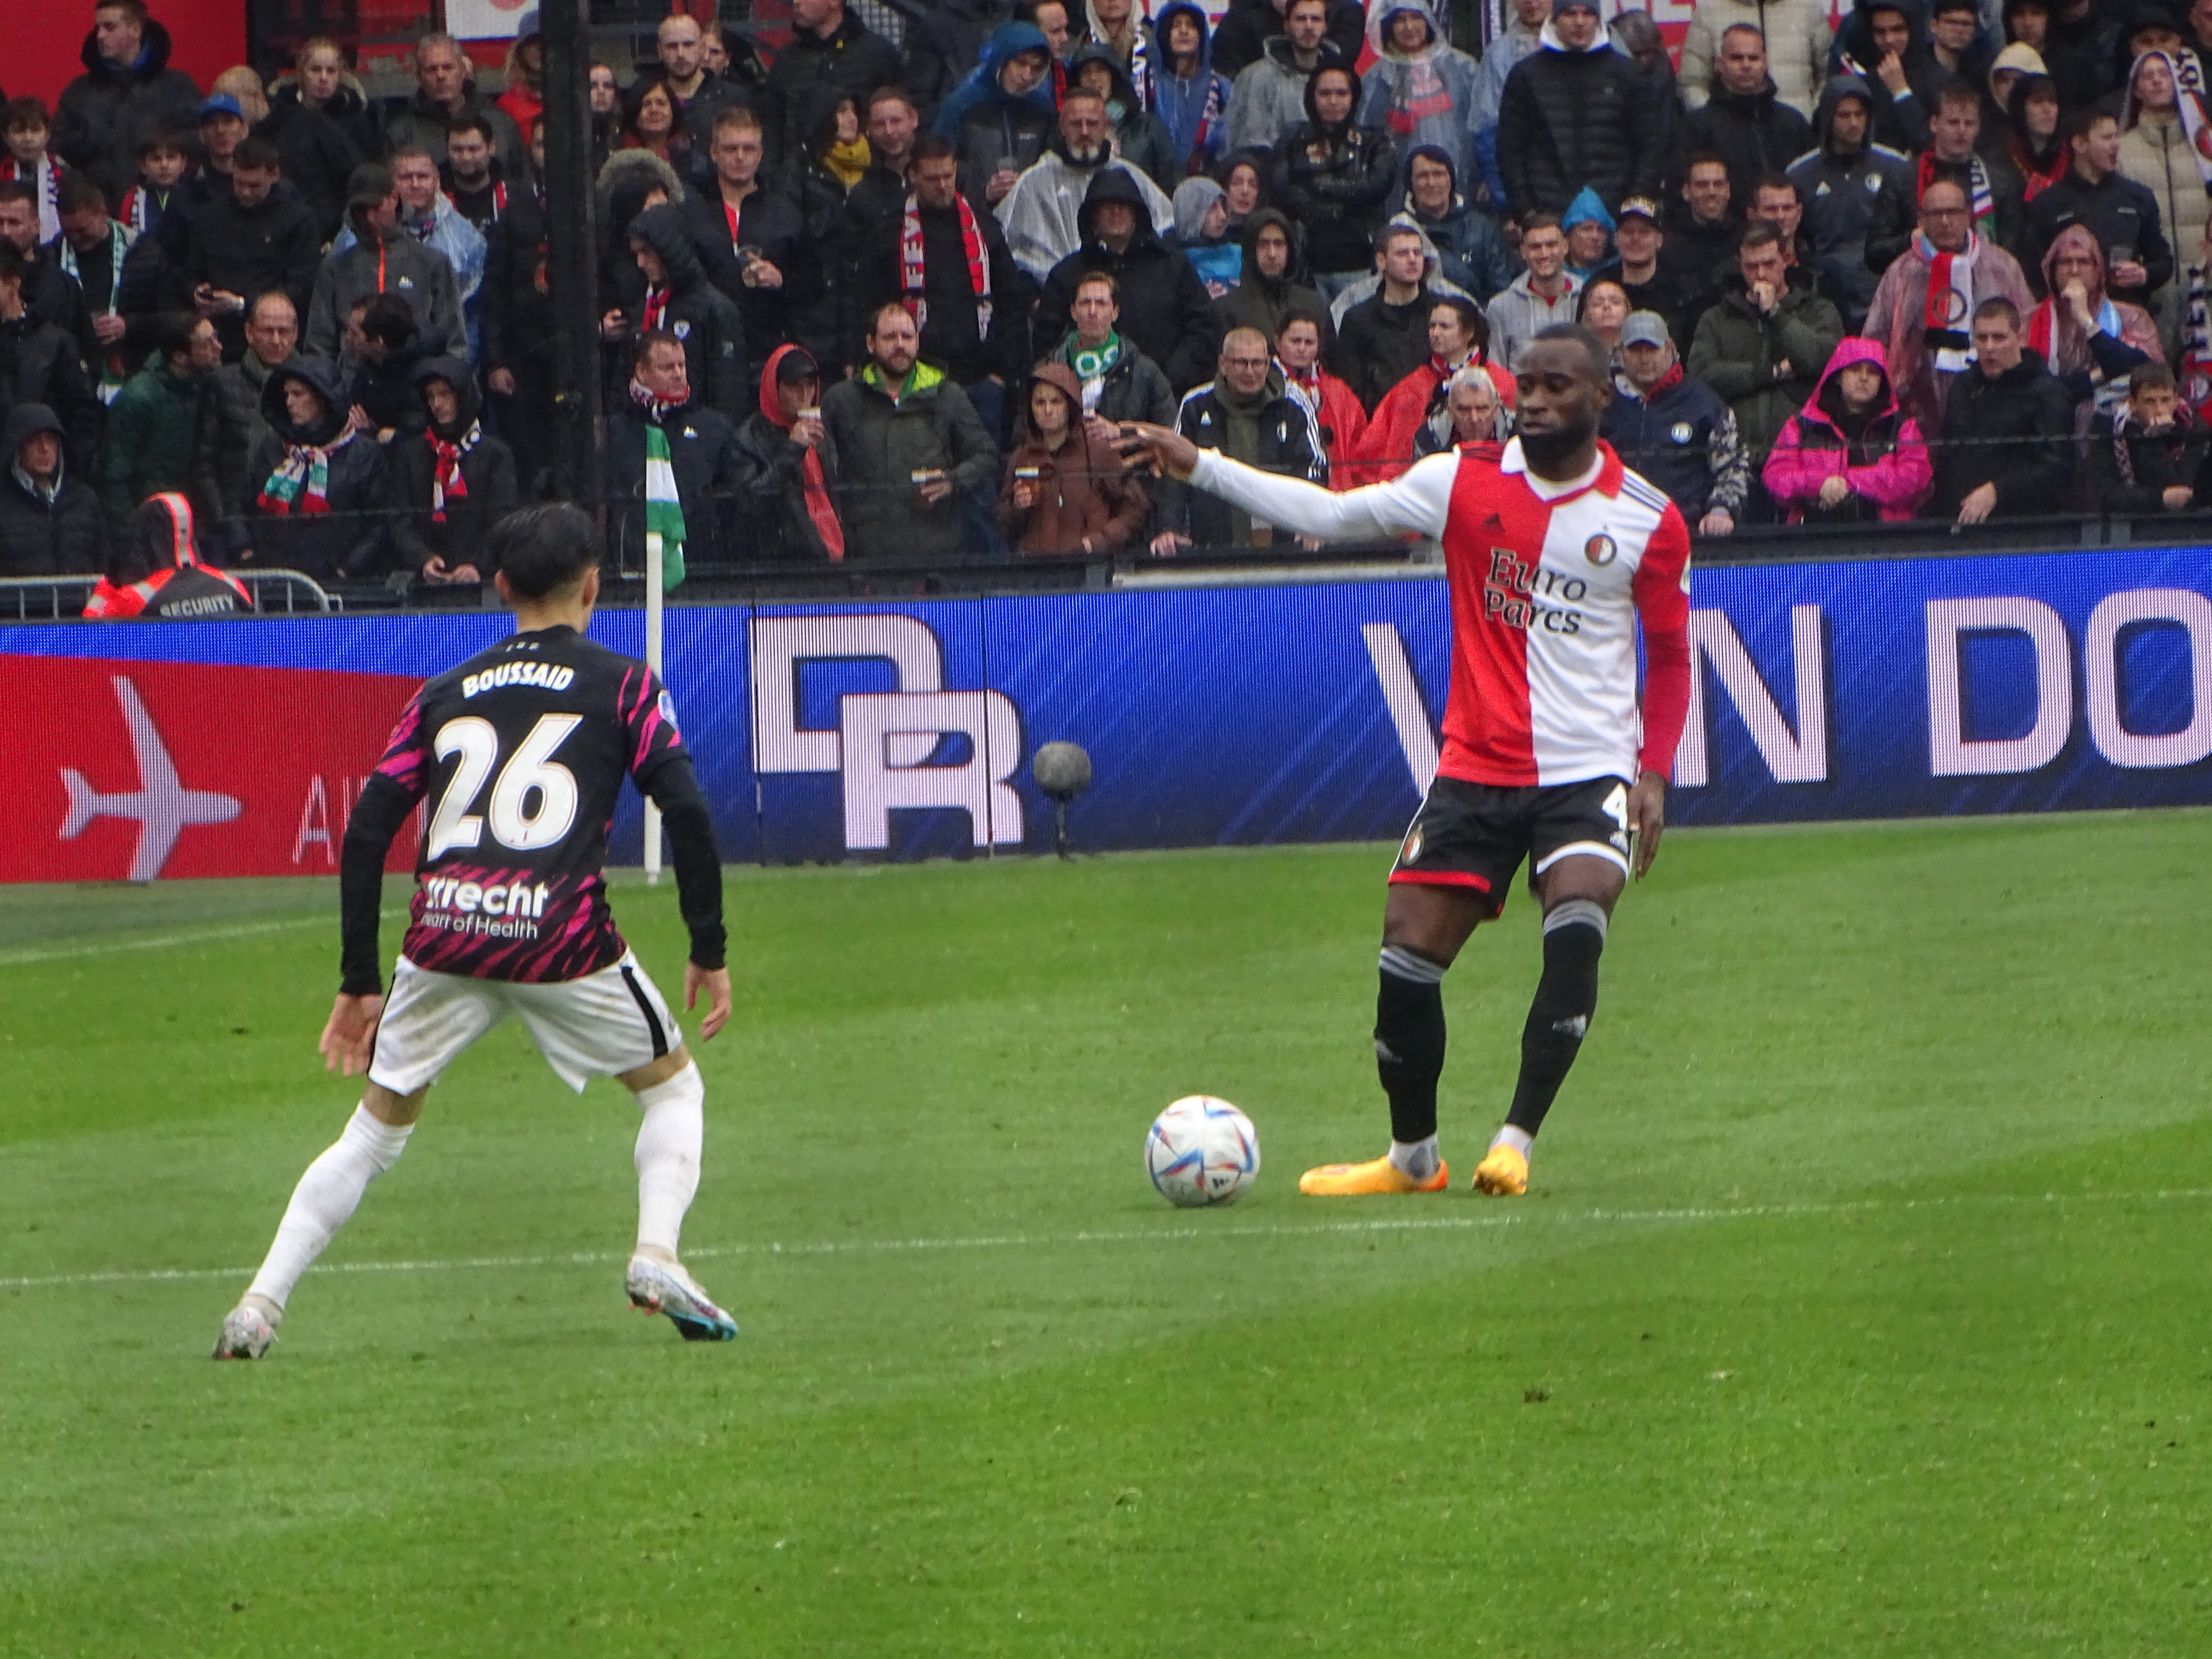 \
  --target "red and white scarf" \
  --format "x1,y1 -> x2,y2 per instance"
1918,230 -> 1979,374
1916,150 -> 1995,238
427,421 -> 481,522
1,154 -> 64,242
641,284 -> 669,333
900,191 -> 992,338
